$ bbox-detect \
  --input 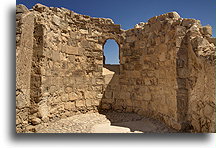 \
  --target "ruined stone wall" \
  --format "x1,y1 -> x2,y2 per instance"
101,13 -> 215,131
186,25 -> 215,132
105,13 -> 182,129
26,4 -> 124,128
16,3 -> 215,133
16,5 -> 34,132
